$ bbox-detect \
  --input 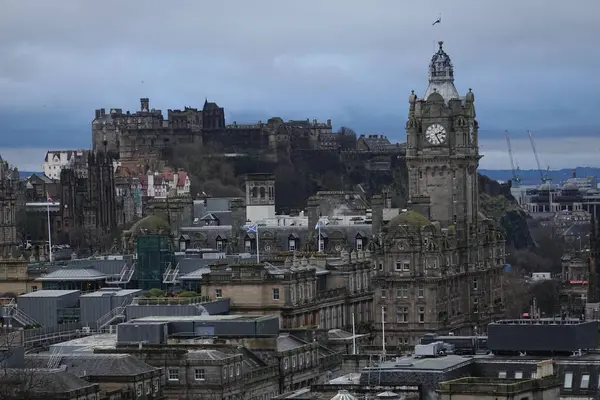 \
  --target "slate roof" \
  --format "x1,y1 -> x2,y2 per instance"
27,354 -> 156,377
0,368 -> 98,393
187,349 -> 234,361
37,267 -> 107,281
277,333 -> 307,352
